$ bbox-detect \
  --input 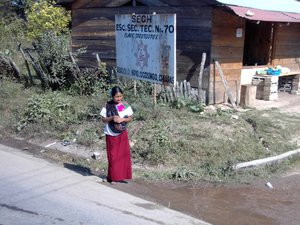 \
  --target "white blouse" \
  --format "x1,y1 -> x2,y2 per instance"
100,102 -> 133,136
